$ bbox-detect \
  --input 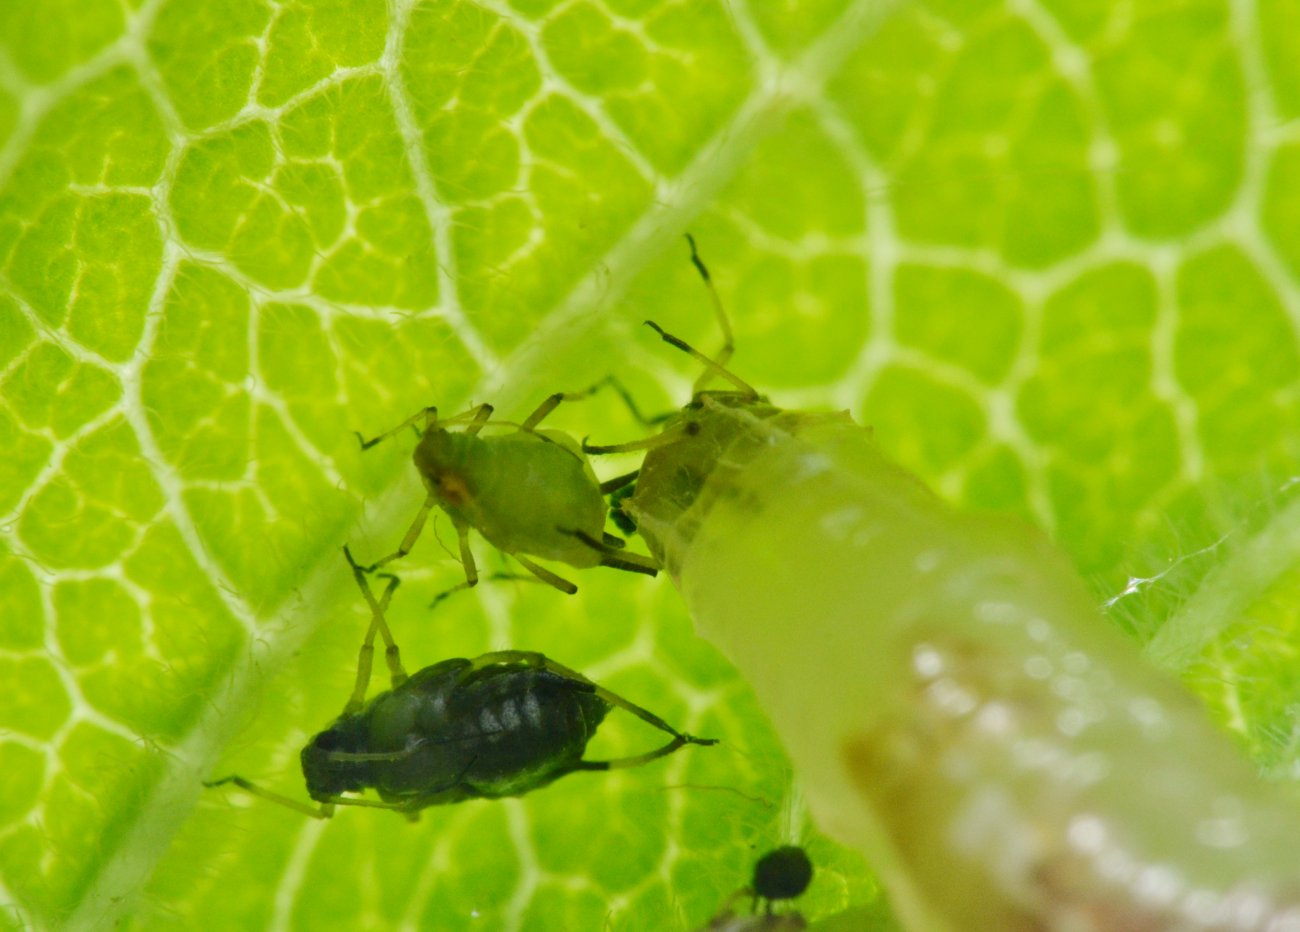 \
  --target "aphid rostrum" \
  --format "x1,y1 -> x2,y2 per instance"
205,551 -> 716,818
356,389 -> 656,595
587,242 -> 1300,931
